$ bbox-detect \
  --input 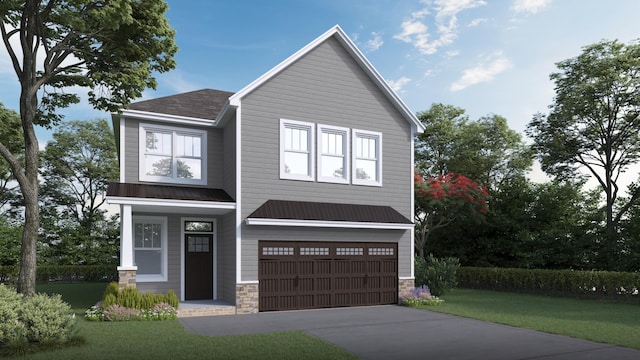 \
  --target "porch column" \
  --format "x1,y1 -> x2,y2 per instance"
117,204 -> 137,288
